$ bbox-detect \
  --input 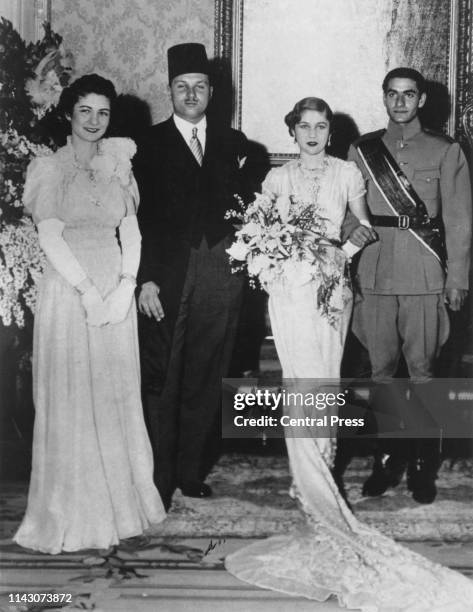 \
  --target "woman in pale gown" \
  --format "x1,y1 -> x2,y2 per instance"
14,74 -> 165,554
225,98 -> 473,611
